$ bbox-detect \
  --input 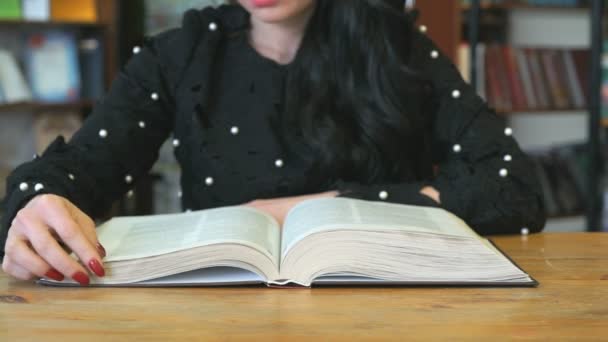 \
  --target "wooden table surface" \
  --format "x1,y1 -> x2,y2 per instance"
1,232 -> 607,341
